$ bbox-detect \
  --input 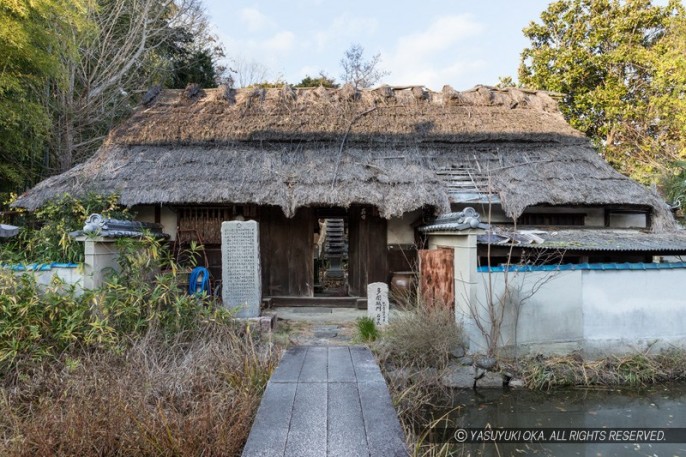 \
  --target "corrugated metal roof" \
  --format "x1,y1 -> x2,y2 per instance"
478,262 -> 686,272
475,228 -> 686,253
